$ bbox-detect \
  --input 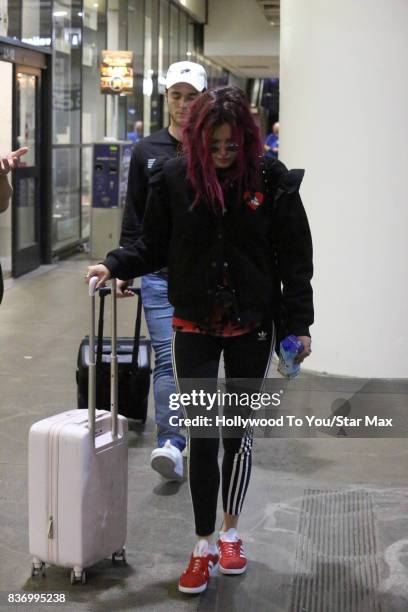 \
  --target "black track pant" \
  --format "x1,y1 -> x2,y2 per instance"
172,320 -> 275,536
